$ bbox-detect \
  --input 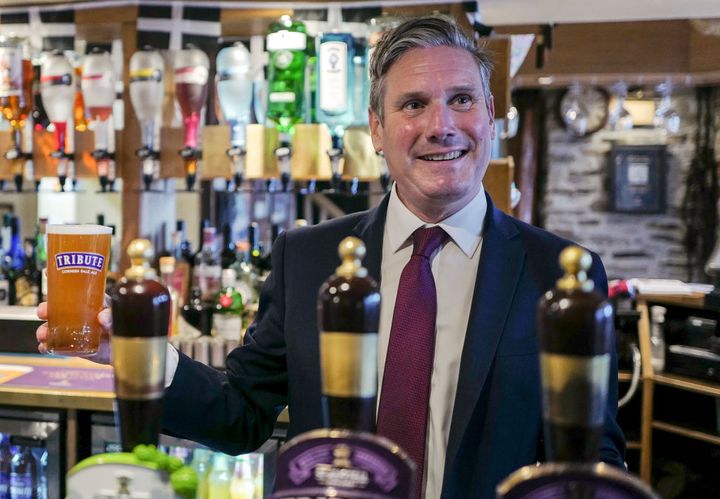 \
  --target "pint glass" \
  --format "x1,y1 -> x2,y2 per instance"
46,224 -> 112,355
